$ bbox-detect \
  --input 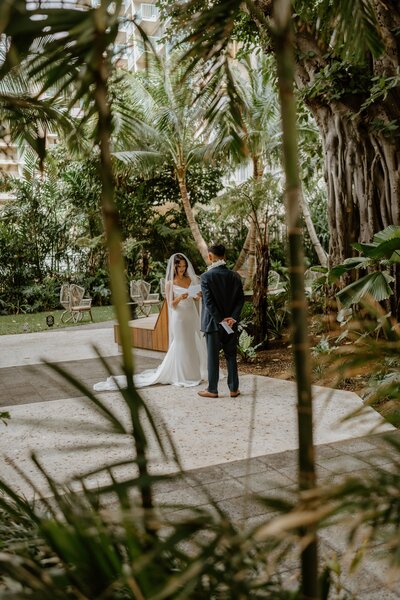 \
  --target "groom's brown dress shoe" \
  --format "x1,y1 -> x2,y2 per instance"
198,390 -> 218,398
230,390 -> 240,398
